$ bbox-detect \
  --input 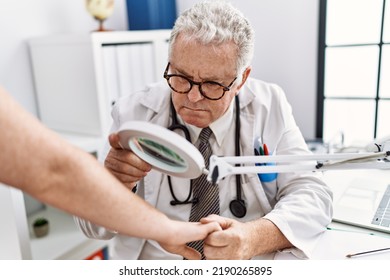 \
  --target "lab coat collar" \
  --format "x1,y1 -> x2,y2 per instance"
138,81 -> 171,114
237,79 -> 257,110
